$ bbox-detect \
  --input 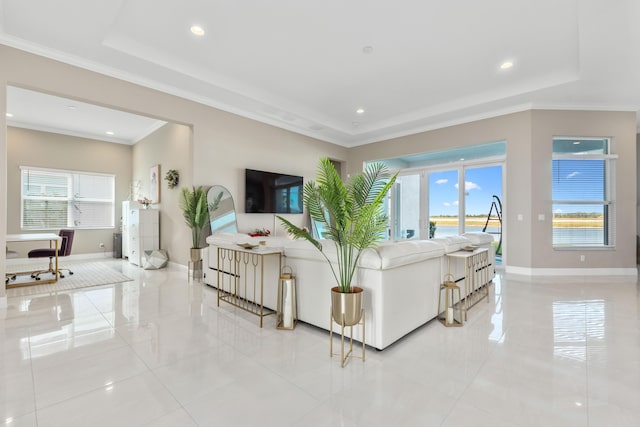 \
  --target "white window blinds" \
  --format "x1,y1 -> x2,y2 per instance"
551,138 -> 615,248
21,167 -> 115,230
